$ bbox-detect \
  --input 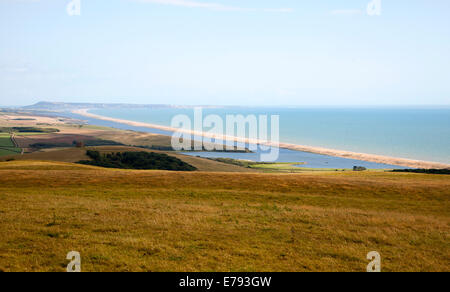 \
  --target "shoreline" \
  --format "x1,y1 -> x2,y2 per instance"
73,109 -> 450,169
